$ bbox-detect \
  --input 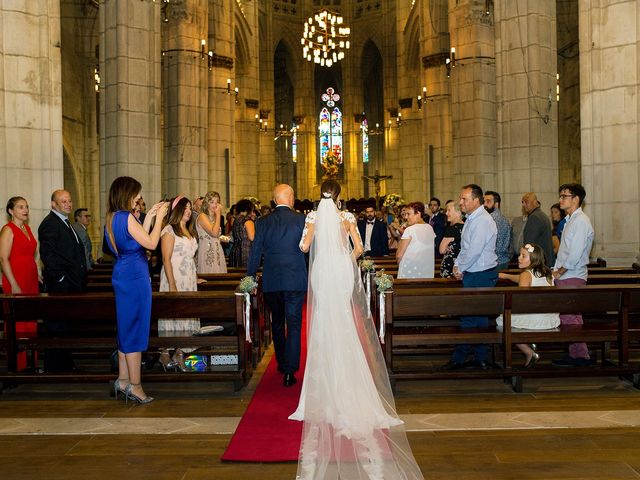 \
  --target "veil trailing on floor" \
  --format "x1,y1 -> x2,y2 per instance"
289,196 -> 423,480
